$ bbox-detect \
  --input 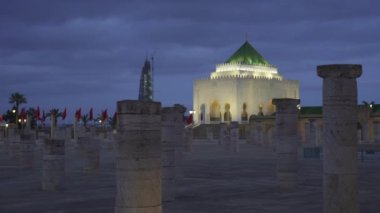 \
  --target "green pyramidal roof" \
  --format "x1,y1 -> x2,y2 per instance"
225,41 -> 270,66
